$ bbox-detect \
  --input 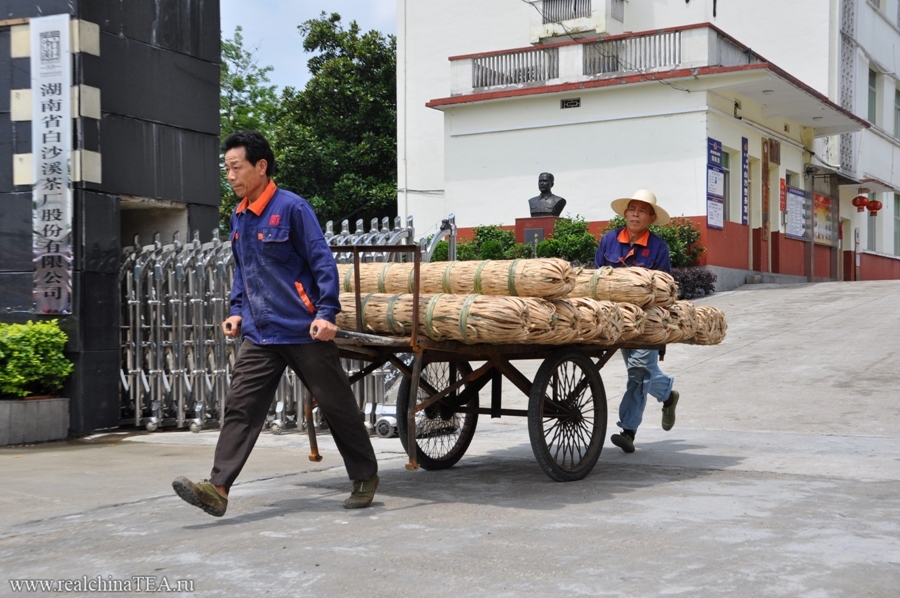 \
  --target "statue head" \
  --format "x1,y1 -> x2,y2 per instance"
538,172 -> 554,194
